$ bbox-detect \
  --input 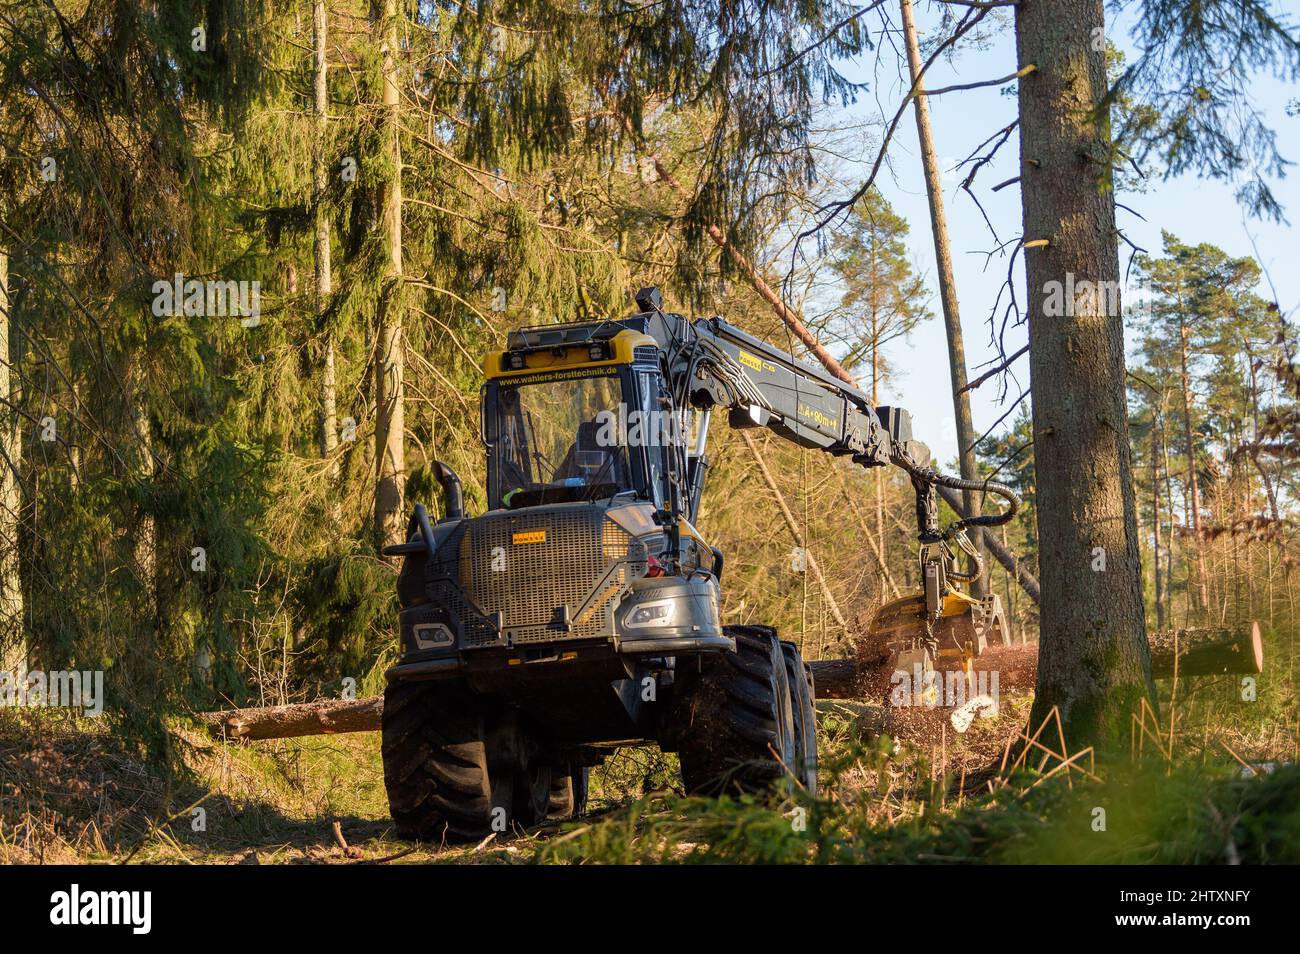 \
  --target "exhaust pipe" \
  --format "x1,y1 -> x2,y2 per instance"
432,460 -> 464,521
